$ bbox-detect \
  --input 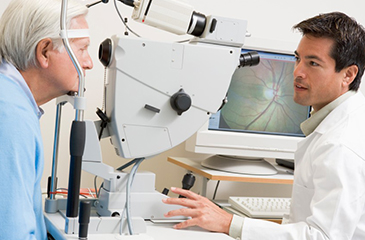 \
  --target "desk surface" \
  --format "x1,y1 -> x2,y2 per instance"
45,211 -> 233,240
167,157 -> 294,184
